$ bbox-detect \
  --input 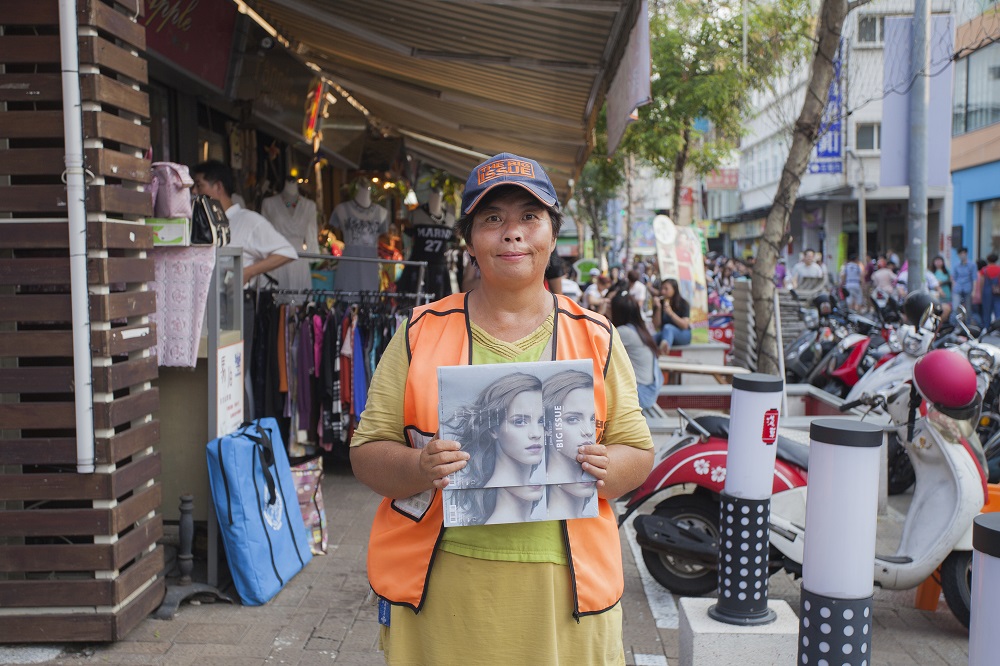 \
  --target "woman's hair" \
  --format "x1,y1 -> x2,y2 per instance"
443,372 -> 543,487
609,293 -> 657,354
932,255 -> 949,274
542,369 -> 593,409
542,369 -> 594,453
454,185 -> 562,265
453,488 -> 497,526
663,278 -> 687,312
